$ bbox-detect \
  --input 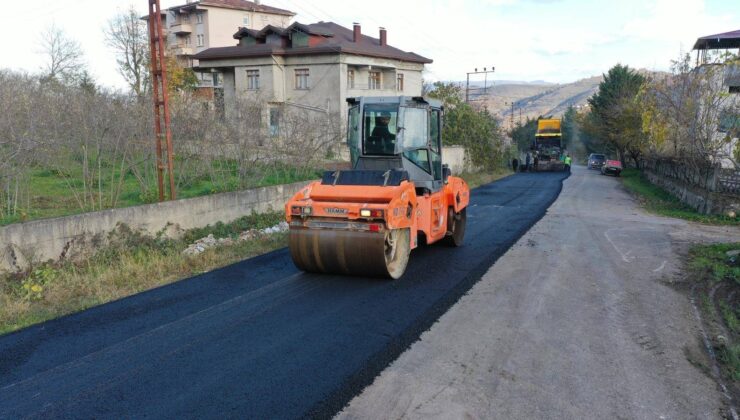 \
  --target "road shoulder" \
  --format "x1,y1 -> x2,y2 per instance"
337,166 -> 739,419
